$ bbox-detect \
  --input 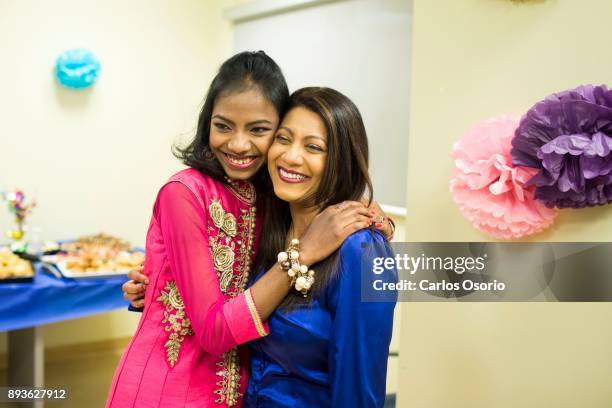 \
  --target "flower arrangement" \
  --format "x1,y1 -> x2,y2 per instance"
451,85 -> 611,239
511,85 -> 612,208
1,190 -> 36,251
450,116 -> 557,239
